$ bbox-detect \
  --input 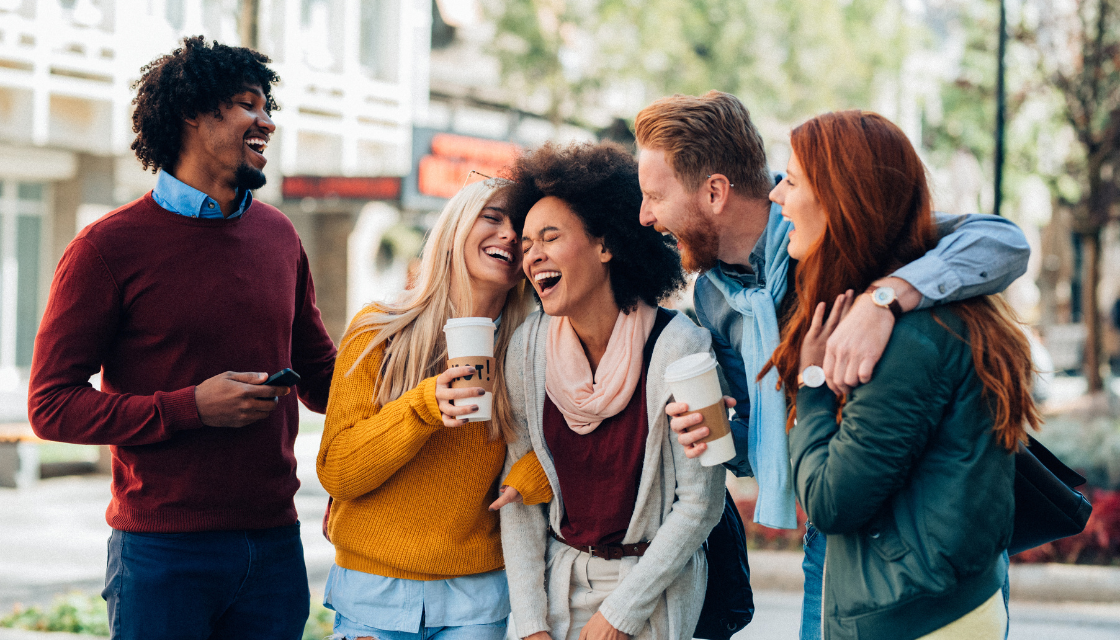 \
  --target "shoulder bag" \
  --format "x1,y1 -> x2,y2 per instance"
1009,434 -> 1093,555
